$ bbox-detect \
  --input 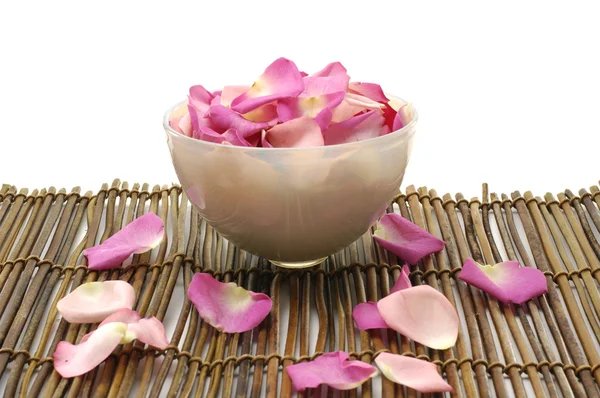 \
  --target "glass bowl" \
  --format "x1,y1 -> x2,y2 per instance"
163,98 -> 417,268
